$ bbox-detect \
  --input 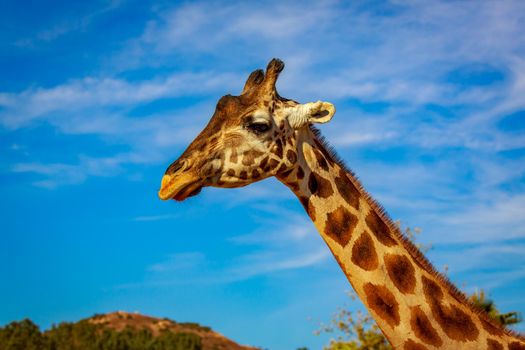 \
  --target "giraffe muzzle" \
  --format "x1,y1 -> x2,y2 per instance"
158,172 -> 203,201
